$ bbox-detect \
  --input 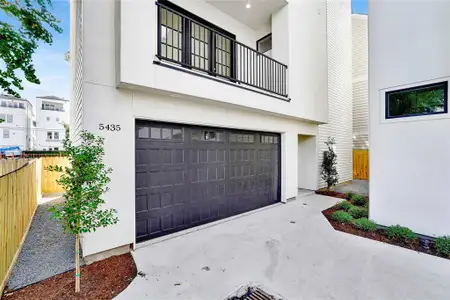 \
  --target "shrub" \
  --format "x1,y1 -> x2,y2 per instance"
435,236 -> 450,257
321,137 -> 339,191
346,192 -> 354,200
353,218 -> 377,231
351,195 -> 367,206
348,206 -> 369,219
332,211 -> 353,223
386,225 -> 418,241
337,200 -> 353,211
